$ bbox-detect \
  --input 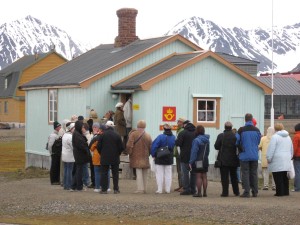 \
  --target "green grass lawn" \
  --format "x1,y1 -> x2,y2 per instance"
0,139 -> 49,179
